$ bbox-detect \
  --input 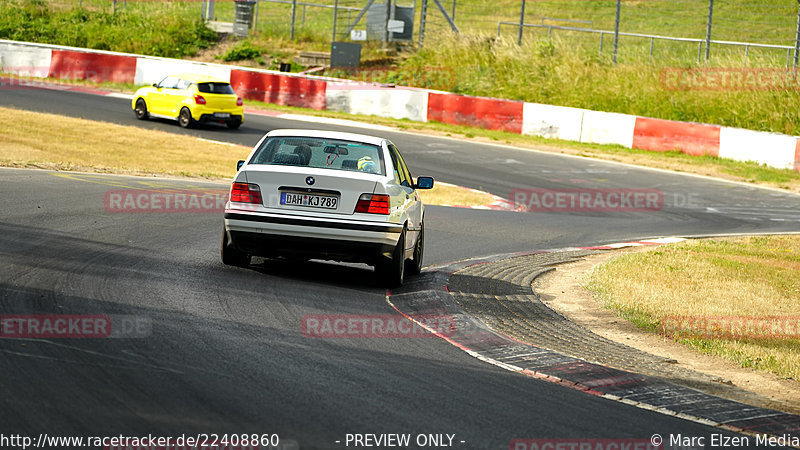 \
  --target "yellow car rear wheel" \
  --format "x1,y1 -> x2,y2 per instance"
178,107 -> 195,129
